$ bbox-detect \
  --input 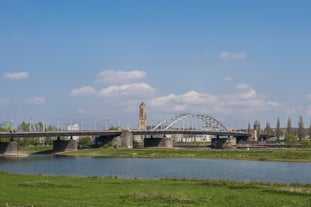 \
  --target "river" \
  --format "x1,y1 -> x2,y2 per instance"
0,155 -> 310,184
